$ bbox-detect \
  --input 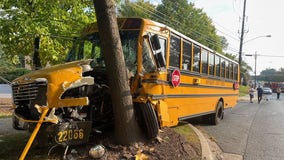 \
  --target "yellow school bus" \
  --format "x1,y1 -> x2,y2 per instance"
11,18 -> 239,156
